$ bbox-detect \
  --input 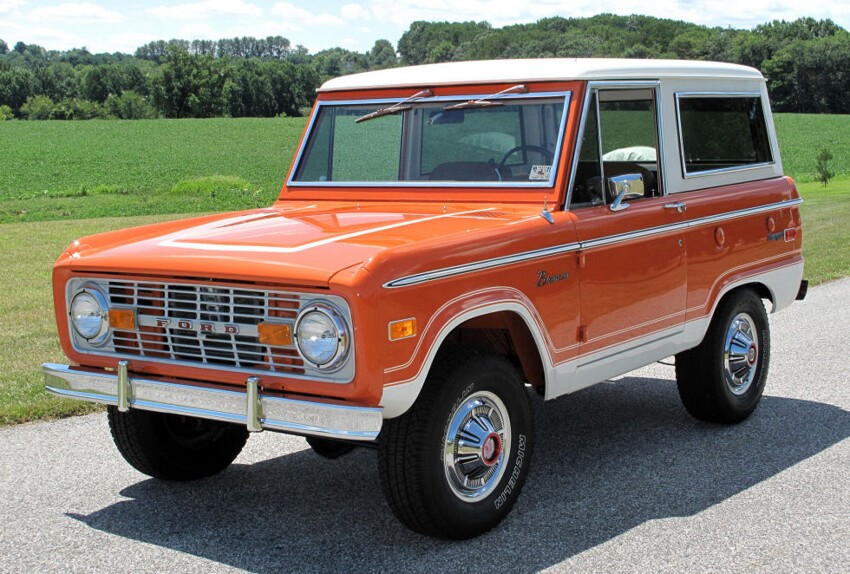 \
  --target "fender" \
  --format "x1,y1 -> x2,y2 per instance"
379,288 -> 570,418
